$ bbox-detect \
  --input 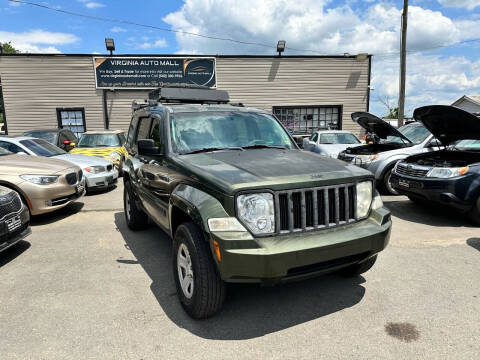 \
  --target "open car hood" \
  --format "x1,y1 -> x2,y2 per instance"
351,112 -> 412,143
413,105 -> 480,146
